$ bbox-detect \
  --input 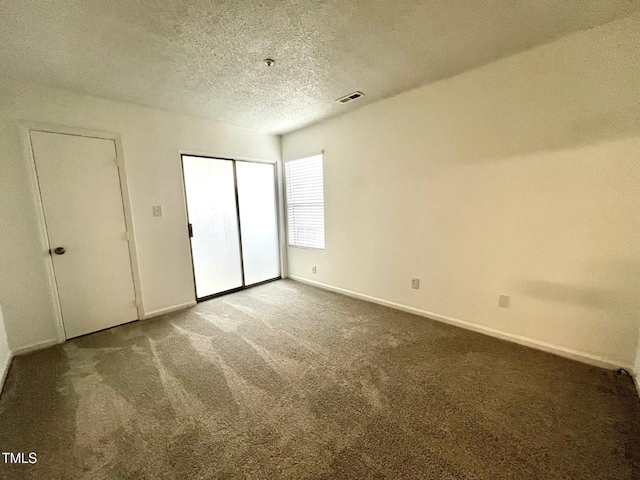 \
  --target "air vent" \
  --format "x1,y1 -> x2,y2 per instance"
335,91 -> 365,104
